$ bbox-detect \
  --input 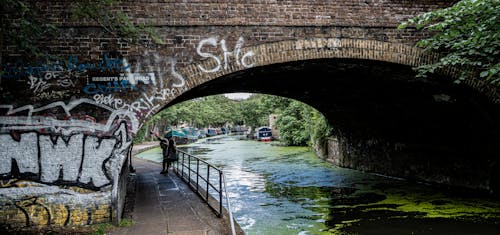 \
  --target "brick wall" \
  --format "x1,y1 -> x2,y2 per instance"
3,1 -> 457,57
33,0 -> 453,27
5,0 -> 499,232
